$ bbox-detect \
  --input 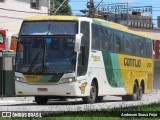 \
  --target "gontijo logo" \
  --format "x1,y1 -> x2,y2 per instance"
91,54 -> 101,61
0,34 -> 3,43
